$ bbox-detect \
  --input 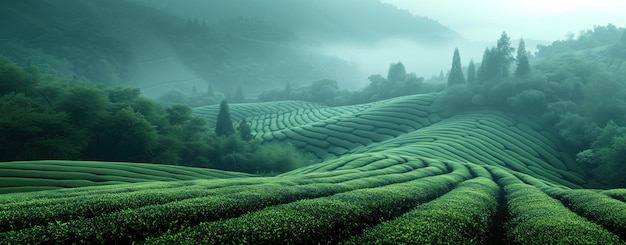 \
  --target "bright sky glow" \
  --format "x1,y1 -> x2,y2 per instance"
380,0 -> 626,42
